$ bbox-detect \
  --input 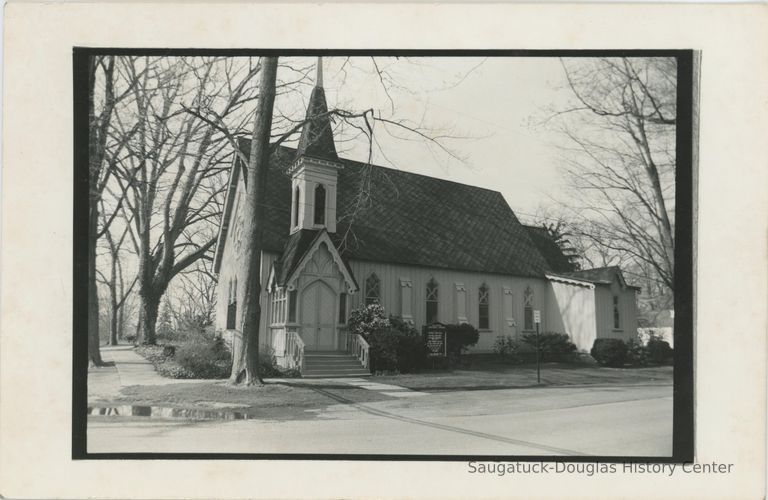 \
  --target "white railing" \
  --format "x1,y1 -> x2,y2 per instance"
269,326 -> 286,356
346,333 -> 370,370
286,330 -> 305,374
